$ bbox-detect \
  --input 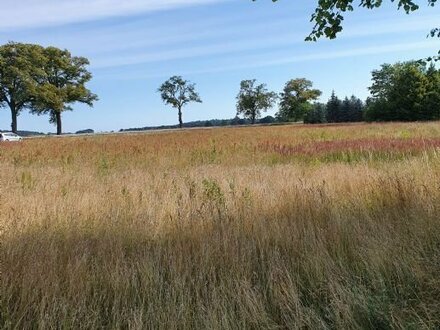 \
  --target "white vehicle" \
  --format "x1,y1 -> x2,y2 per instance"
0,132 -> 23,142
